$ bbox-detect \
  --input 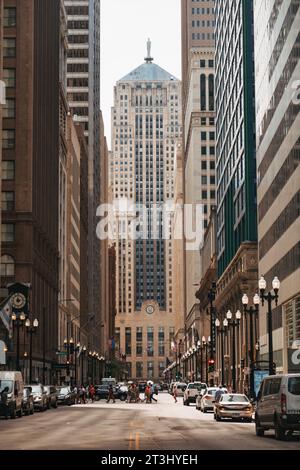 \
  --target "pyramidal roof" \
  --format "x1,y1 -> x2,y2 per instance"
119,39 -> 179,83
119,62 -> 179,83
